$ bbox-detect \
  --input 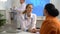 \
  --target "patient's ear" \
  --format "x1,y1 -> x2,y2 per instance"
44,9 -> 48,16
